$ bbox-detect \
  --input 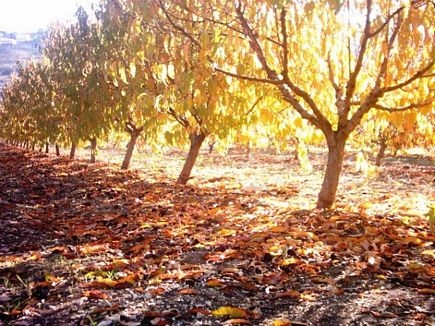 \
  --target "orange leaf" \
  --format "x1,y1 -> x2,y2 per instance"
82,290 -> 109,300
78,243 -> 110,255
270,226 -> 287,233
222,318 -> 251,325
178,288 -> 198,295
206,279 -> 225,287
418,288 -> 435,295
188,307 -> 212,315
